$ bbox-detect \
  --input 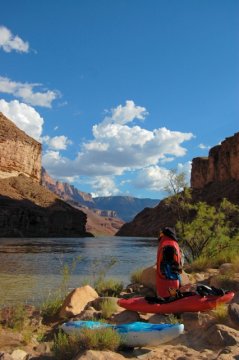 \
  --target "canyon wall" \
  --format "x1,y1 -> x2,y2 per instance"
0,112 -> 42,182
117,132 -> 239,237
191,132 -> 239,189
